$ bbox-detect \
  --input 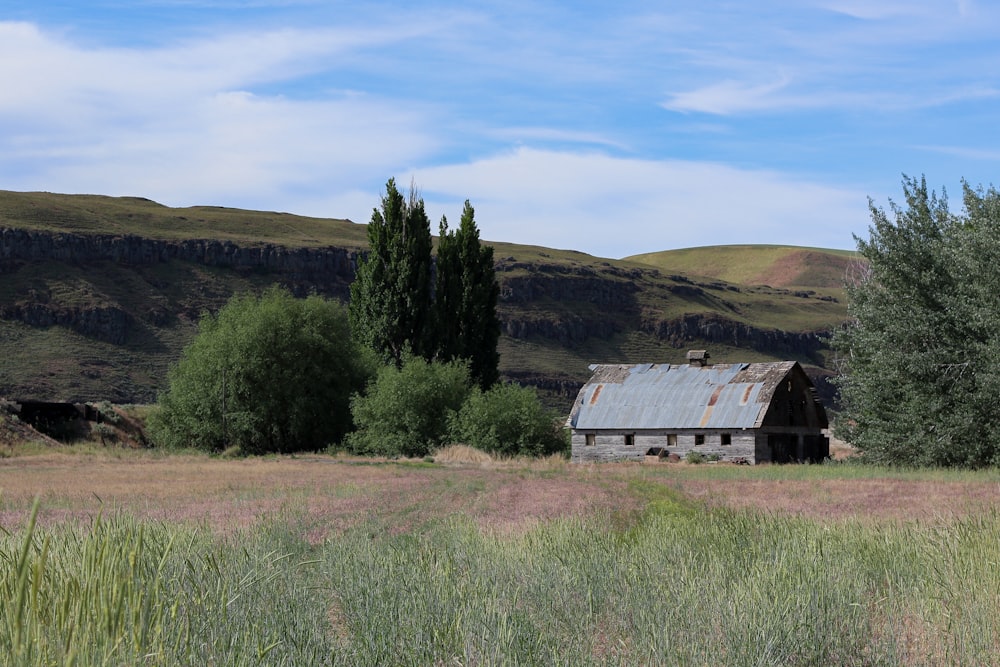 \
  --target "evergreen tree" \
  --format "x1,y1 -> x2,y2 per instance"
349,178 -> 434,365
435,200 -> 500,388
833,176 -> 1000,467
